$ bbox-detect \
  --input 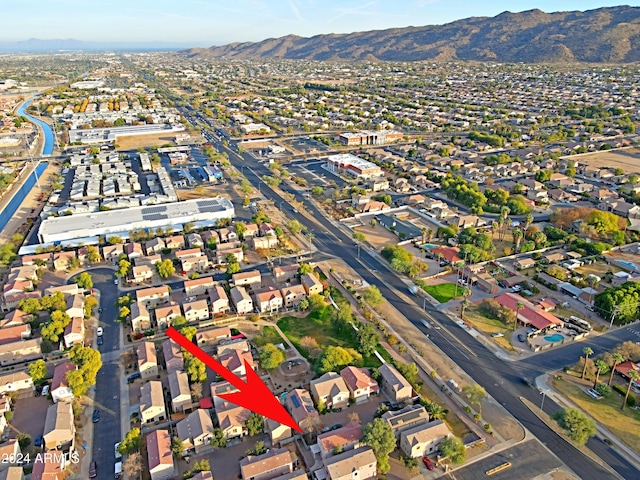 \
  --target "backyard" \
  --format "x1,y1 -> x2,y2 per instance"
553,375 -> 640,455
422,282 -> 466,303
